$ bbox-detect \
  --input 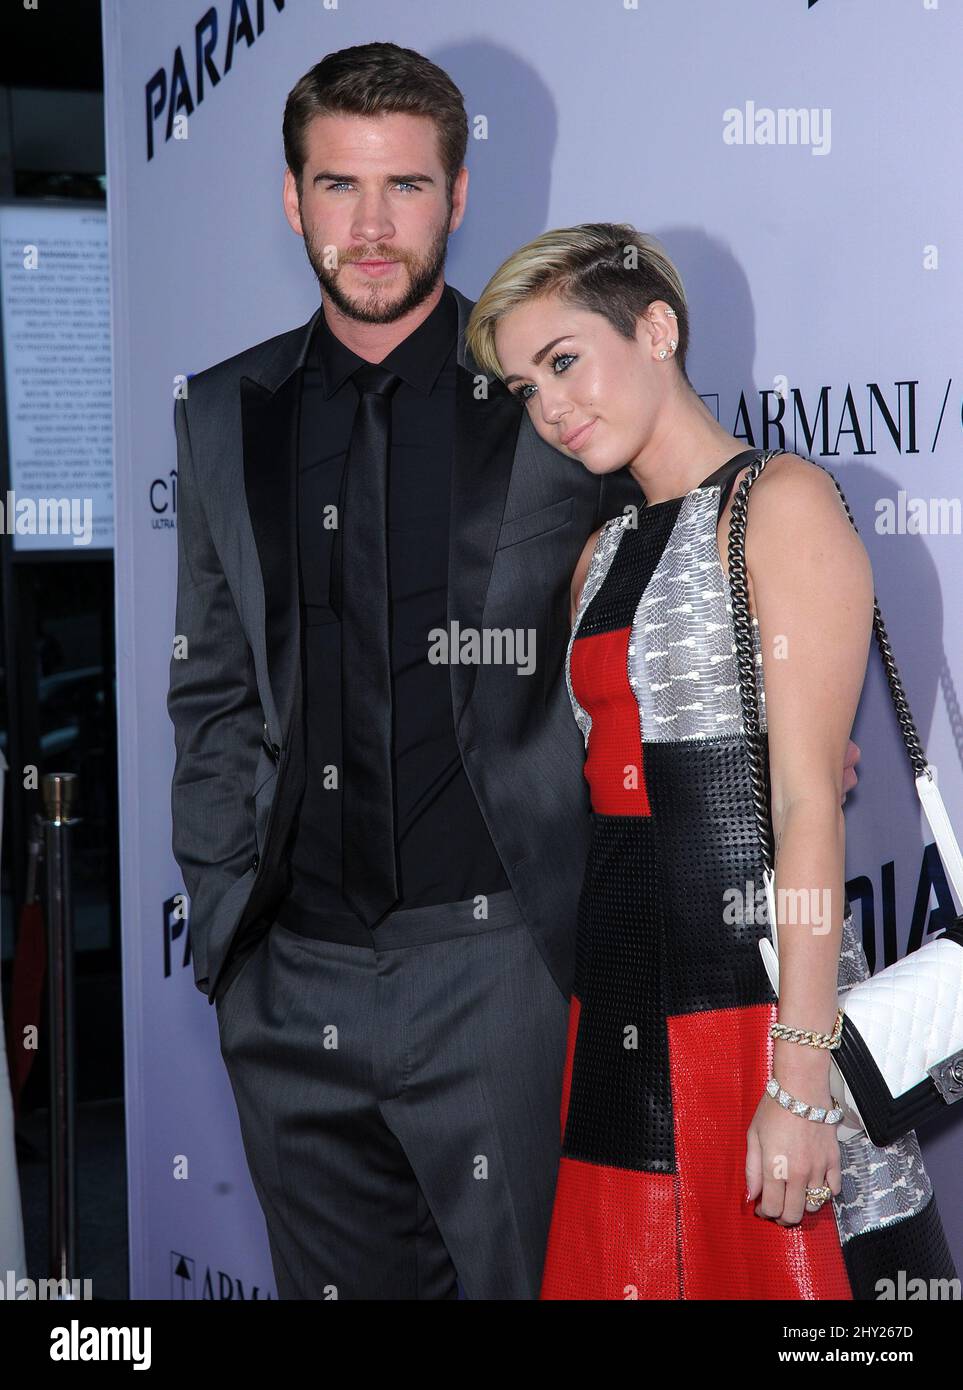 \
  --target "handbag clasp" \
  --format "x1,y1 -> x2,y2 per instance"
928,1050 -> 963,1103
